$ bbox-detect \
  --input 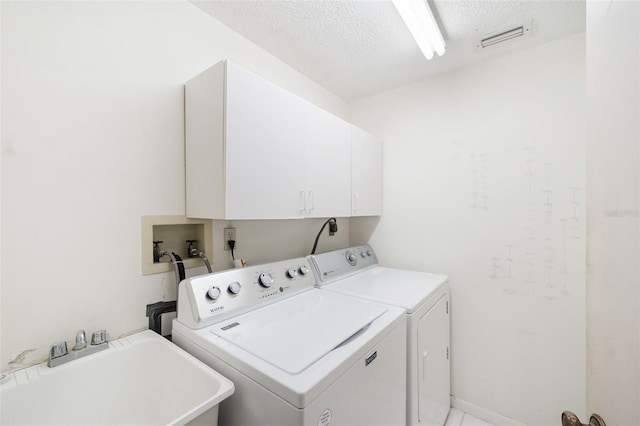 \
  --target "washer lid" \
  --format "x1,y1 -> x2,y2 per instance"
210,290 -> 387,375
